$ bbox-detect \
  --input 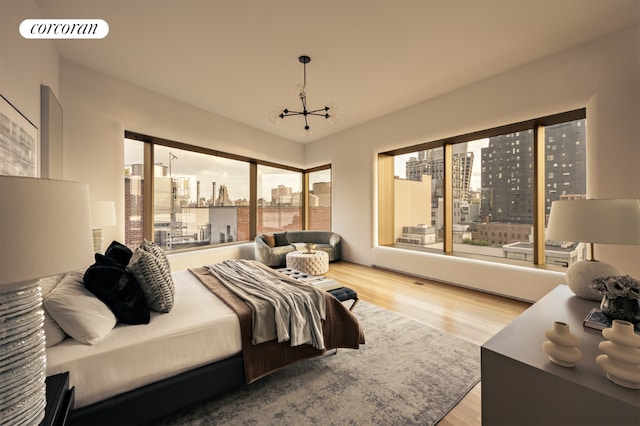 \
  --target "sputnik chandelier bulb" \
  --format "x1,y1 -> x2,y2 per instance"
269,55 -> 339,137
